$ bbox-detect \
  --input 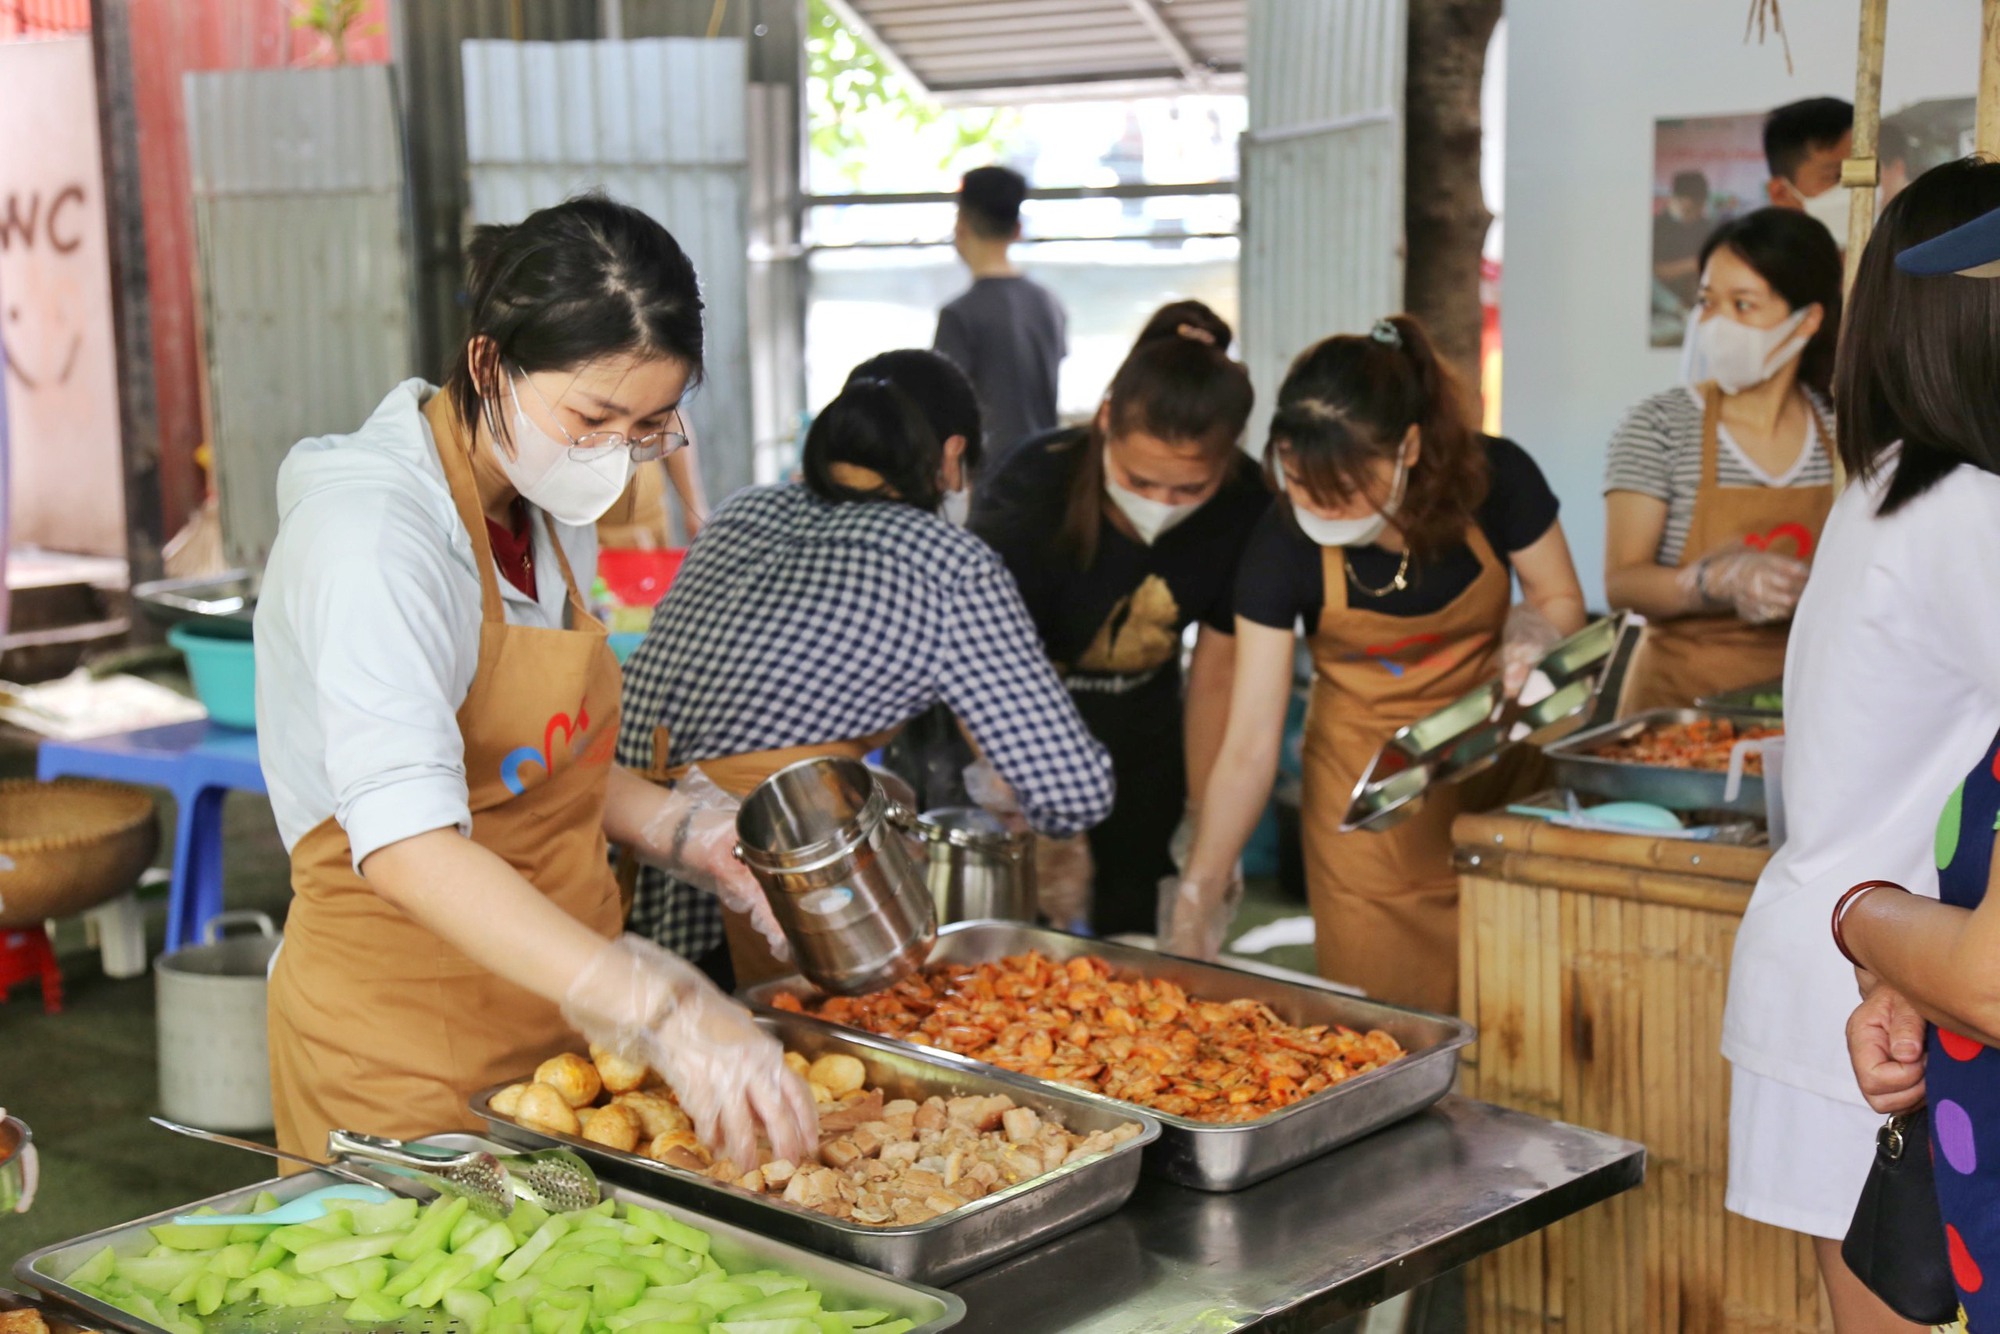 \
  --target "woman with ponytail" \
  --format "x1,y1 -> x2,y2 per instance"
1169,314 -> 1586,1012
970,301 -> 1267,937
